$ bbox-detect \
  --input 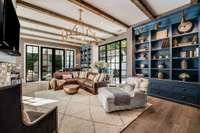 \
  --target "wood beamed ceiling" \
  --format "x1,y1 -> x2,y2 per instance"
68,0 -> 129,28
16,0 -> 118,36
130,0 -> 156,20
